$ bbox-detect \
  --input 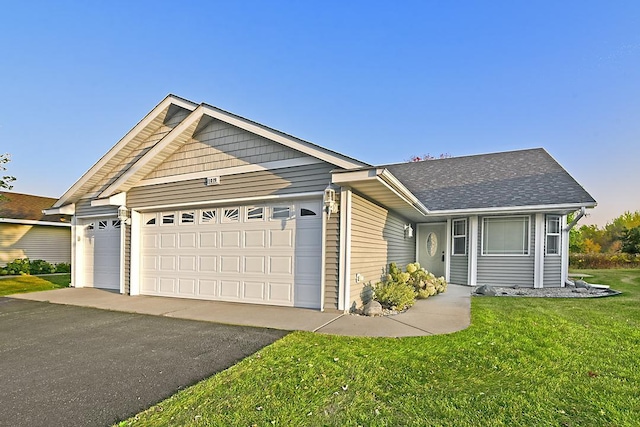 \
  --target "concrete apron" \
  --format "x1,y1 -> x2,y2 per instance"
8,284 -> 471,338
